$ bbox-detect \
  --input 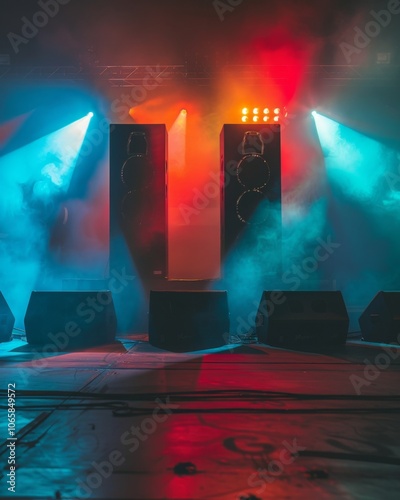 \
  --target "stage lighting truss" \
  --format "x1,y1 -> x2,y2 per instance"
235,131 -> 272,224
241,106 -> 287,123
